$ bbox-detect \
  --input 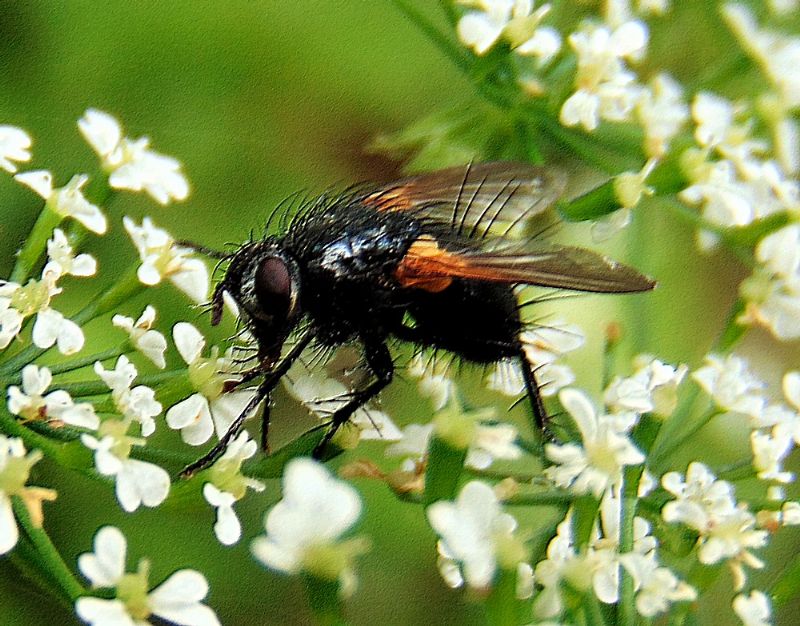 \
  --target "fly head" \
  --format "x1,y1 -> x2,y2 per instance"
212,240 -> 303,365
